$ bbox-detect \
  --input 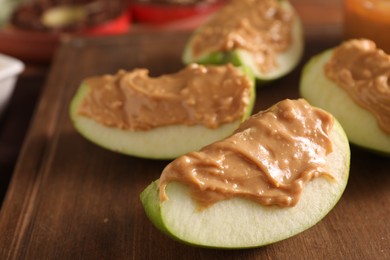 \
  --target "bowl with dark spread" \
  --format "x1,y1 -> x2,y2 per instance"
0,0 -> 131,63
